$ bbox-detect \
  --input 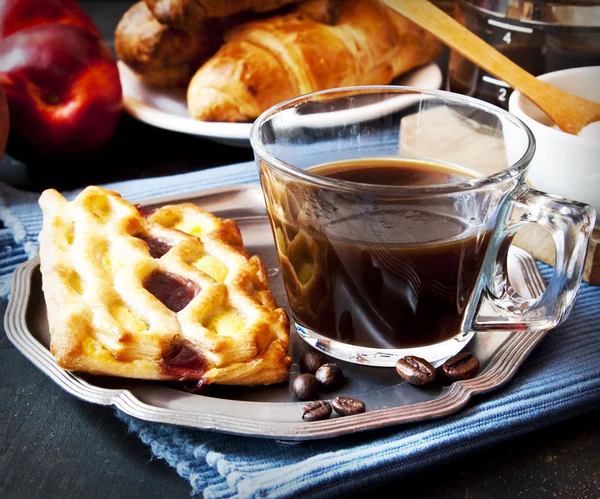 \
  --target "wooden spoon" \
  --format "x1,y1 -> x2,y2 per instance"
381,0 -> 600,136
